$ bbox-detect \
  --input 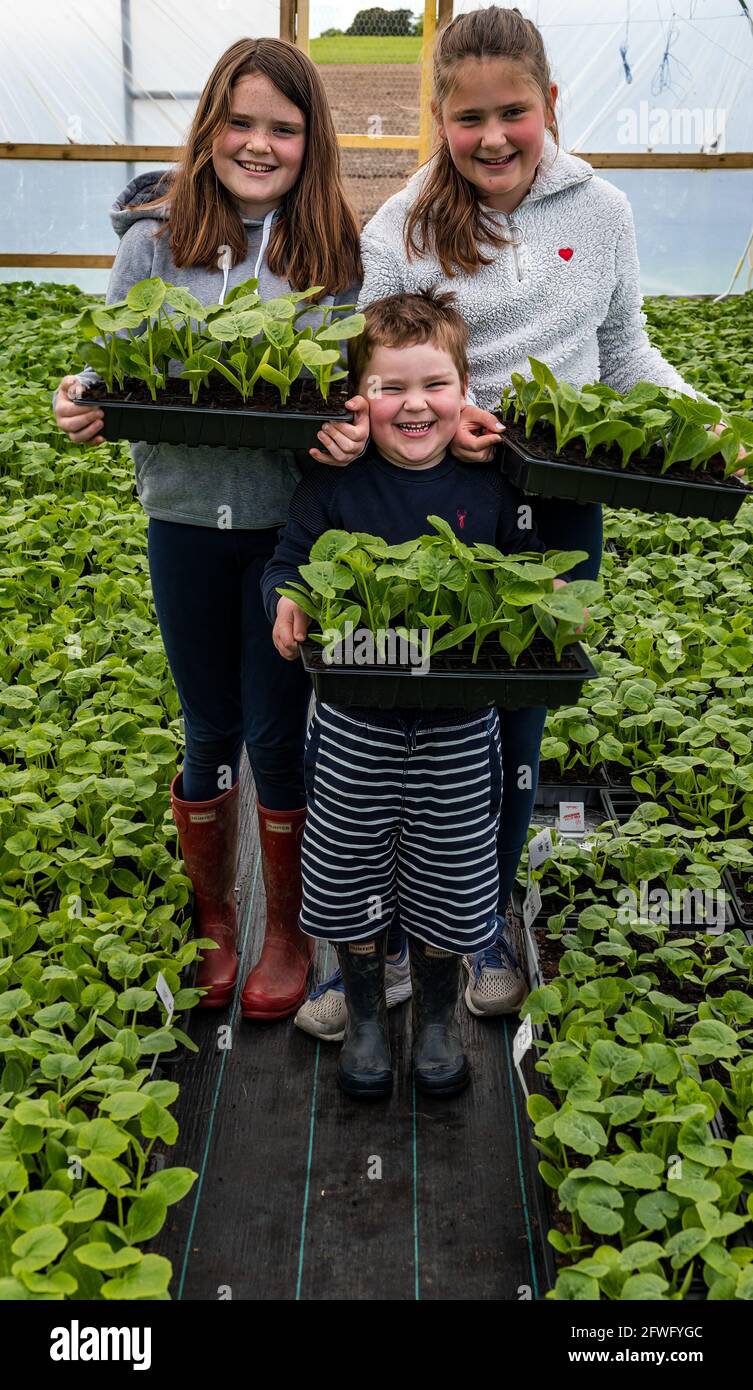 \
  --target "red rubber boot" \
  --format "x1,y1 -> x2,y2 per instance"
170,772 -> 240,1009
240,801 -> 315,1020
